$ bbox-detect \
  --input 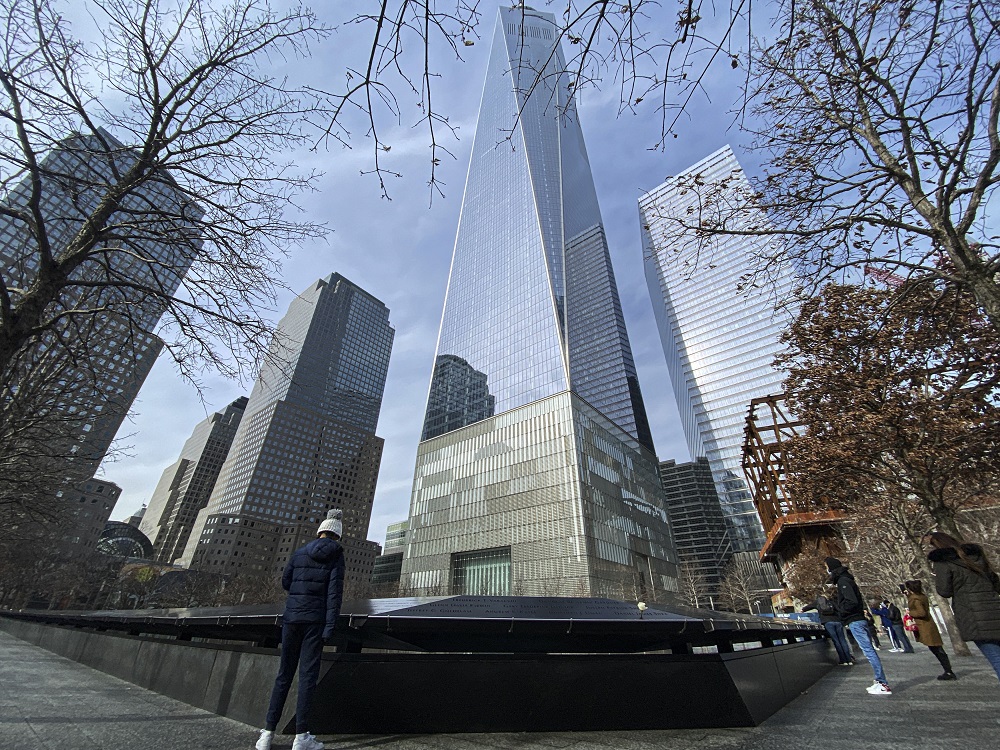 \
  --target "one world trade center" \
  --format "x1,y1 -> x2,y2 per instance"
400,5 -> 679,600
